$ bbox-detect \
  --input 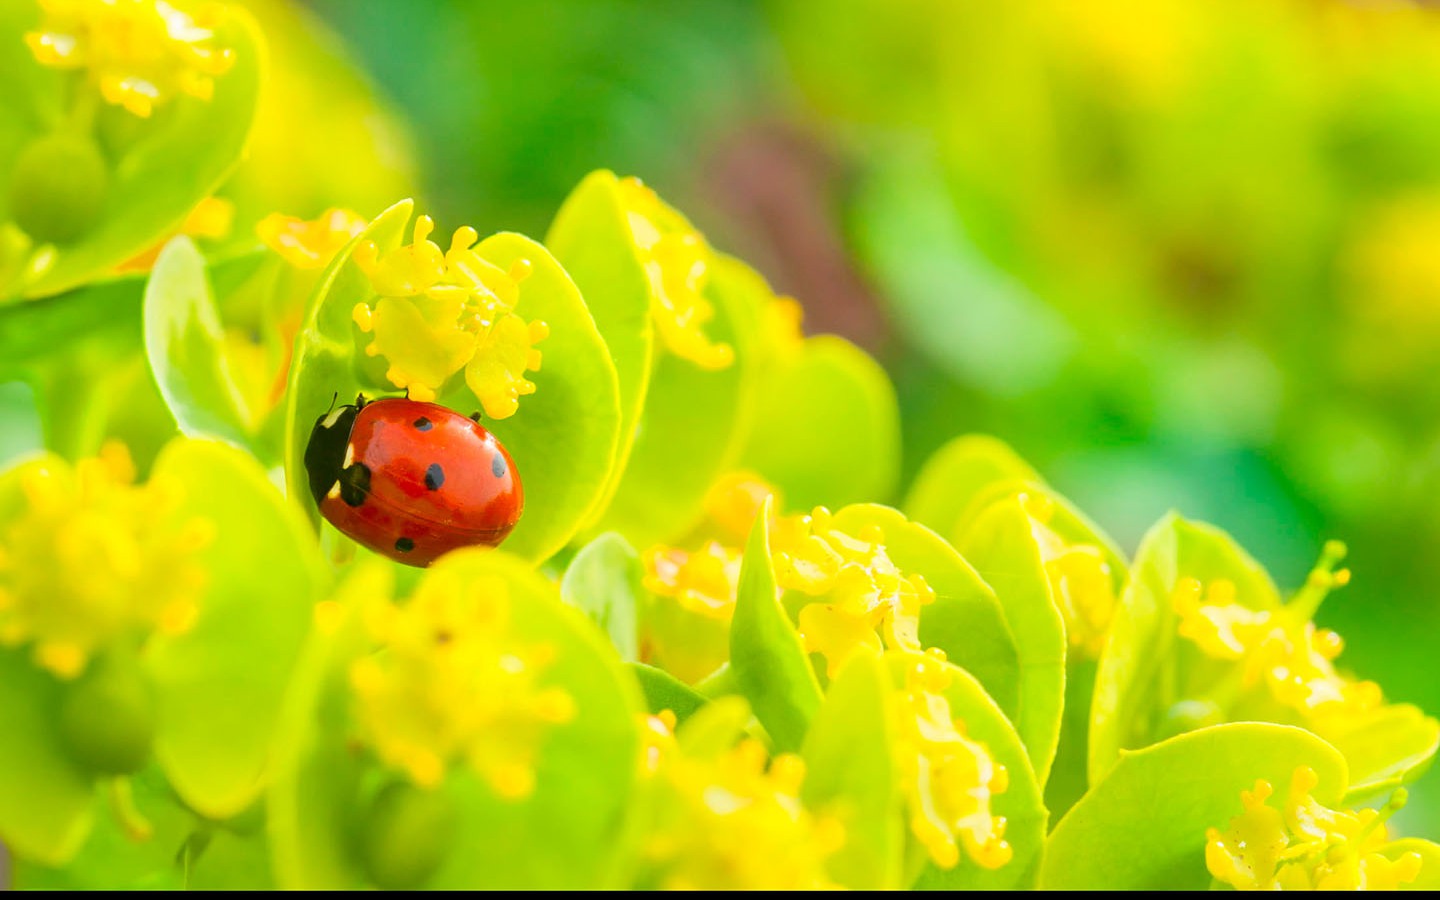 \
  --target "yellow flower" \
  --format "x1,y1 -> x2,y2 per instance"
0,443 -> 210,679
348,566 -> 575,796
257,208 -> 366,270
774,507 -> 936,677
640,541 -> 741,684
701,470 -> 780,543
352,216 -> 546,414
894,650 -> 1012,871
1207,766 -> 1421,890
643,541 -> 743,621
1020,492 -> 1118,659
638,713 -> 842,890
26,0 -> 236,118
1173,542 -> 1381,725
618,178 -> 733,371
